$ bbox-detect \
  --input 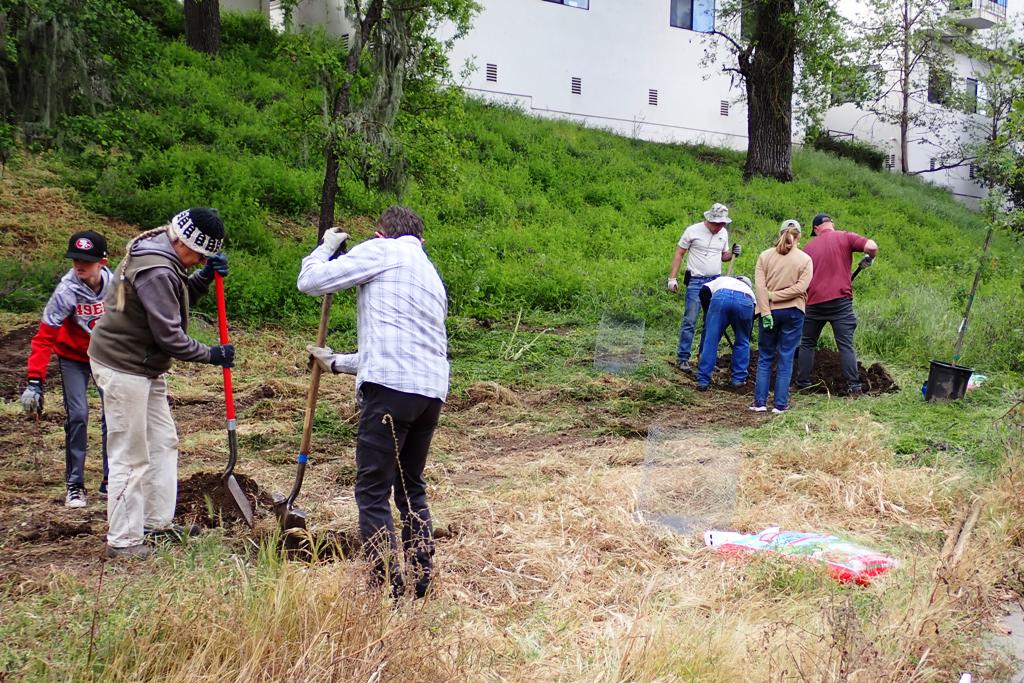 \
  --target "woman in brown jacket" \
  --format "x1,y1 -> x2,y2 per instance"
751,220 -> 813,413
